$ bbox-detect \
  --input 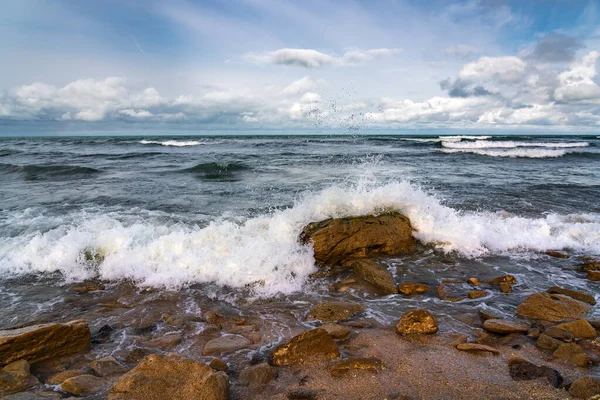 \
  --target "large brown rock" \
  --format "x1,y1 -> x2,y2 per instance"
345,259 -> 398,295
107,353 -> 229,400
569,376 -> 600,399
203,335 -> 252,356
300,213 -> 414,266
306,301 -> 365,322
271,328 -> 340,366
555,320 -> 597,339
396,309 -> 438,335
552,343 -> 591,367
515,293 -> 591,322
0,360 -> 38,397
547,286 -> 596,305
60,375 -> 106,396
482,319 -> 529,334
0,320 -> 90,367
